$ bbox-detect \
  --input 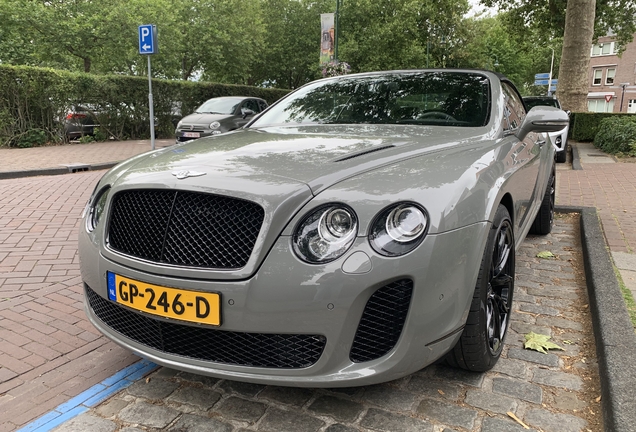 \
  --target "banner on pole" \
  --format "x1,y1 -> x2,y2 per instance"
320,13 -> 335,65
